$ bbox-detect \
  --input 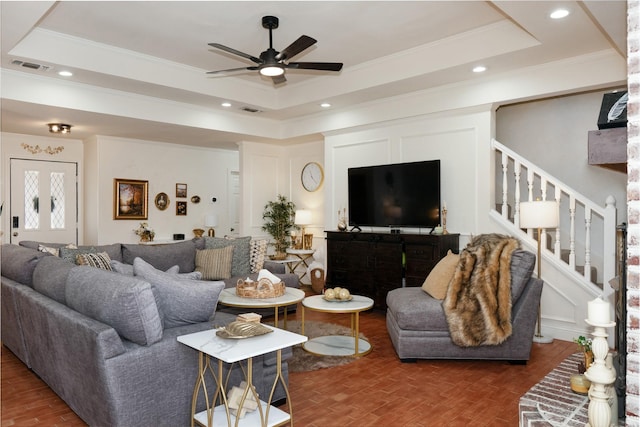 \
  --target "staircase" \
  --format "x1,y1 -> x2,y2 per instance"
491,139 -> 618,299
